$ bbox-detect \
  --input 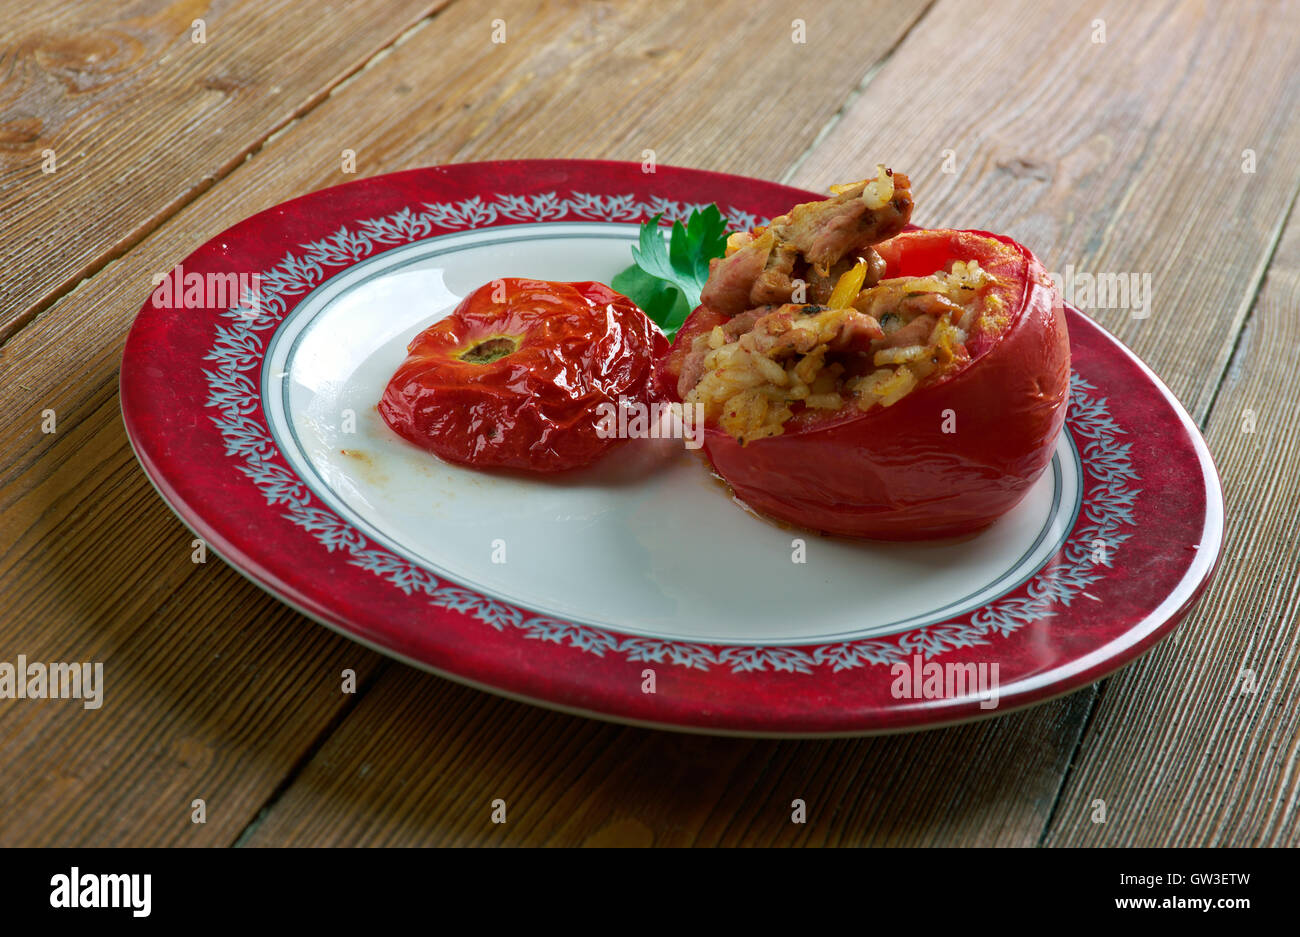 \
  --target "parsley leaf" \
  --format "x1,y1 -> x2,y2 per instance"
609,264 -> 690,326
610,205 -> 731,340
